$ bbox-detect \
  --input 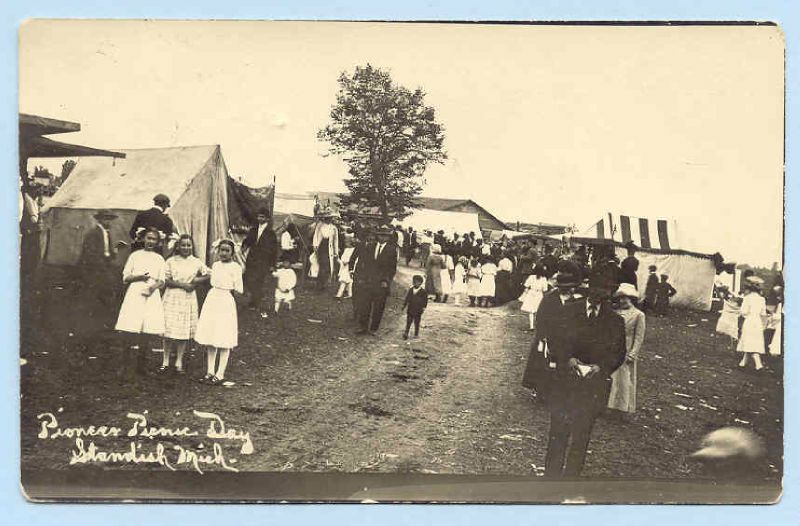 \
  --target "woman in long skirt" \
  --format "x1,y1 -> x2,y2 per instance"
608,283 -> 646,417
115,228 -> 167,377
425,244 -> 446,302
451,256 -> 468,305
737,277 -> 767,371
